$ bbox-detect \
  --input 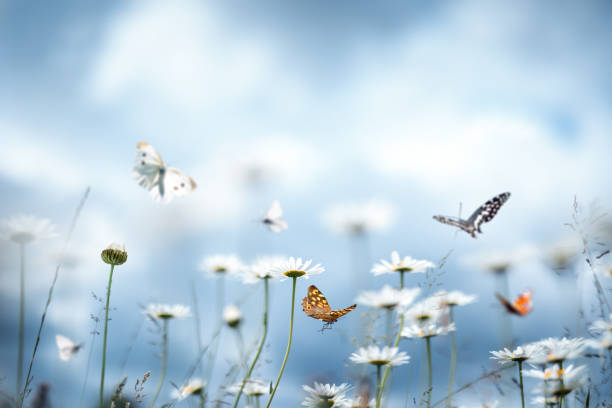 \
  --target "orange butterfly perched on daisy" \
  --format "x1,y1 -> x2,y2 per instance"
495,290 -> 532,316
302,285 -> 356,331
132,142 -> 197,203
